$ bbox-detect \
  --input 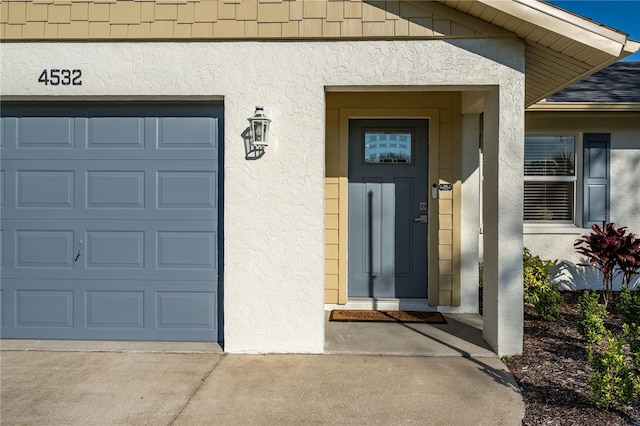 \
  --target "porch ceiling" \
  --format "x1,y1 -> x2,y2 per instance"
436,0 -> 640,106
